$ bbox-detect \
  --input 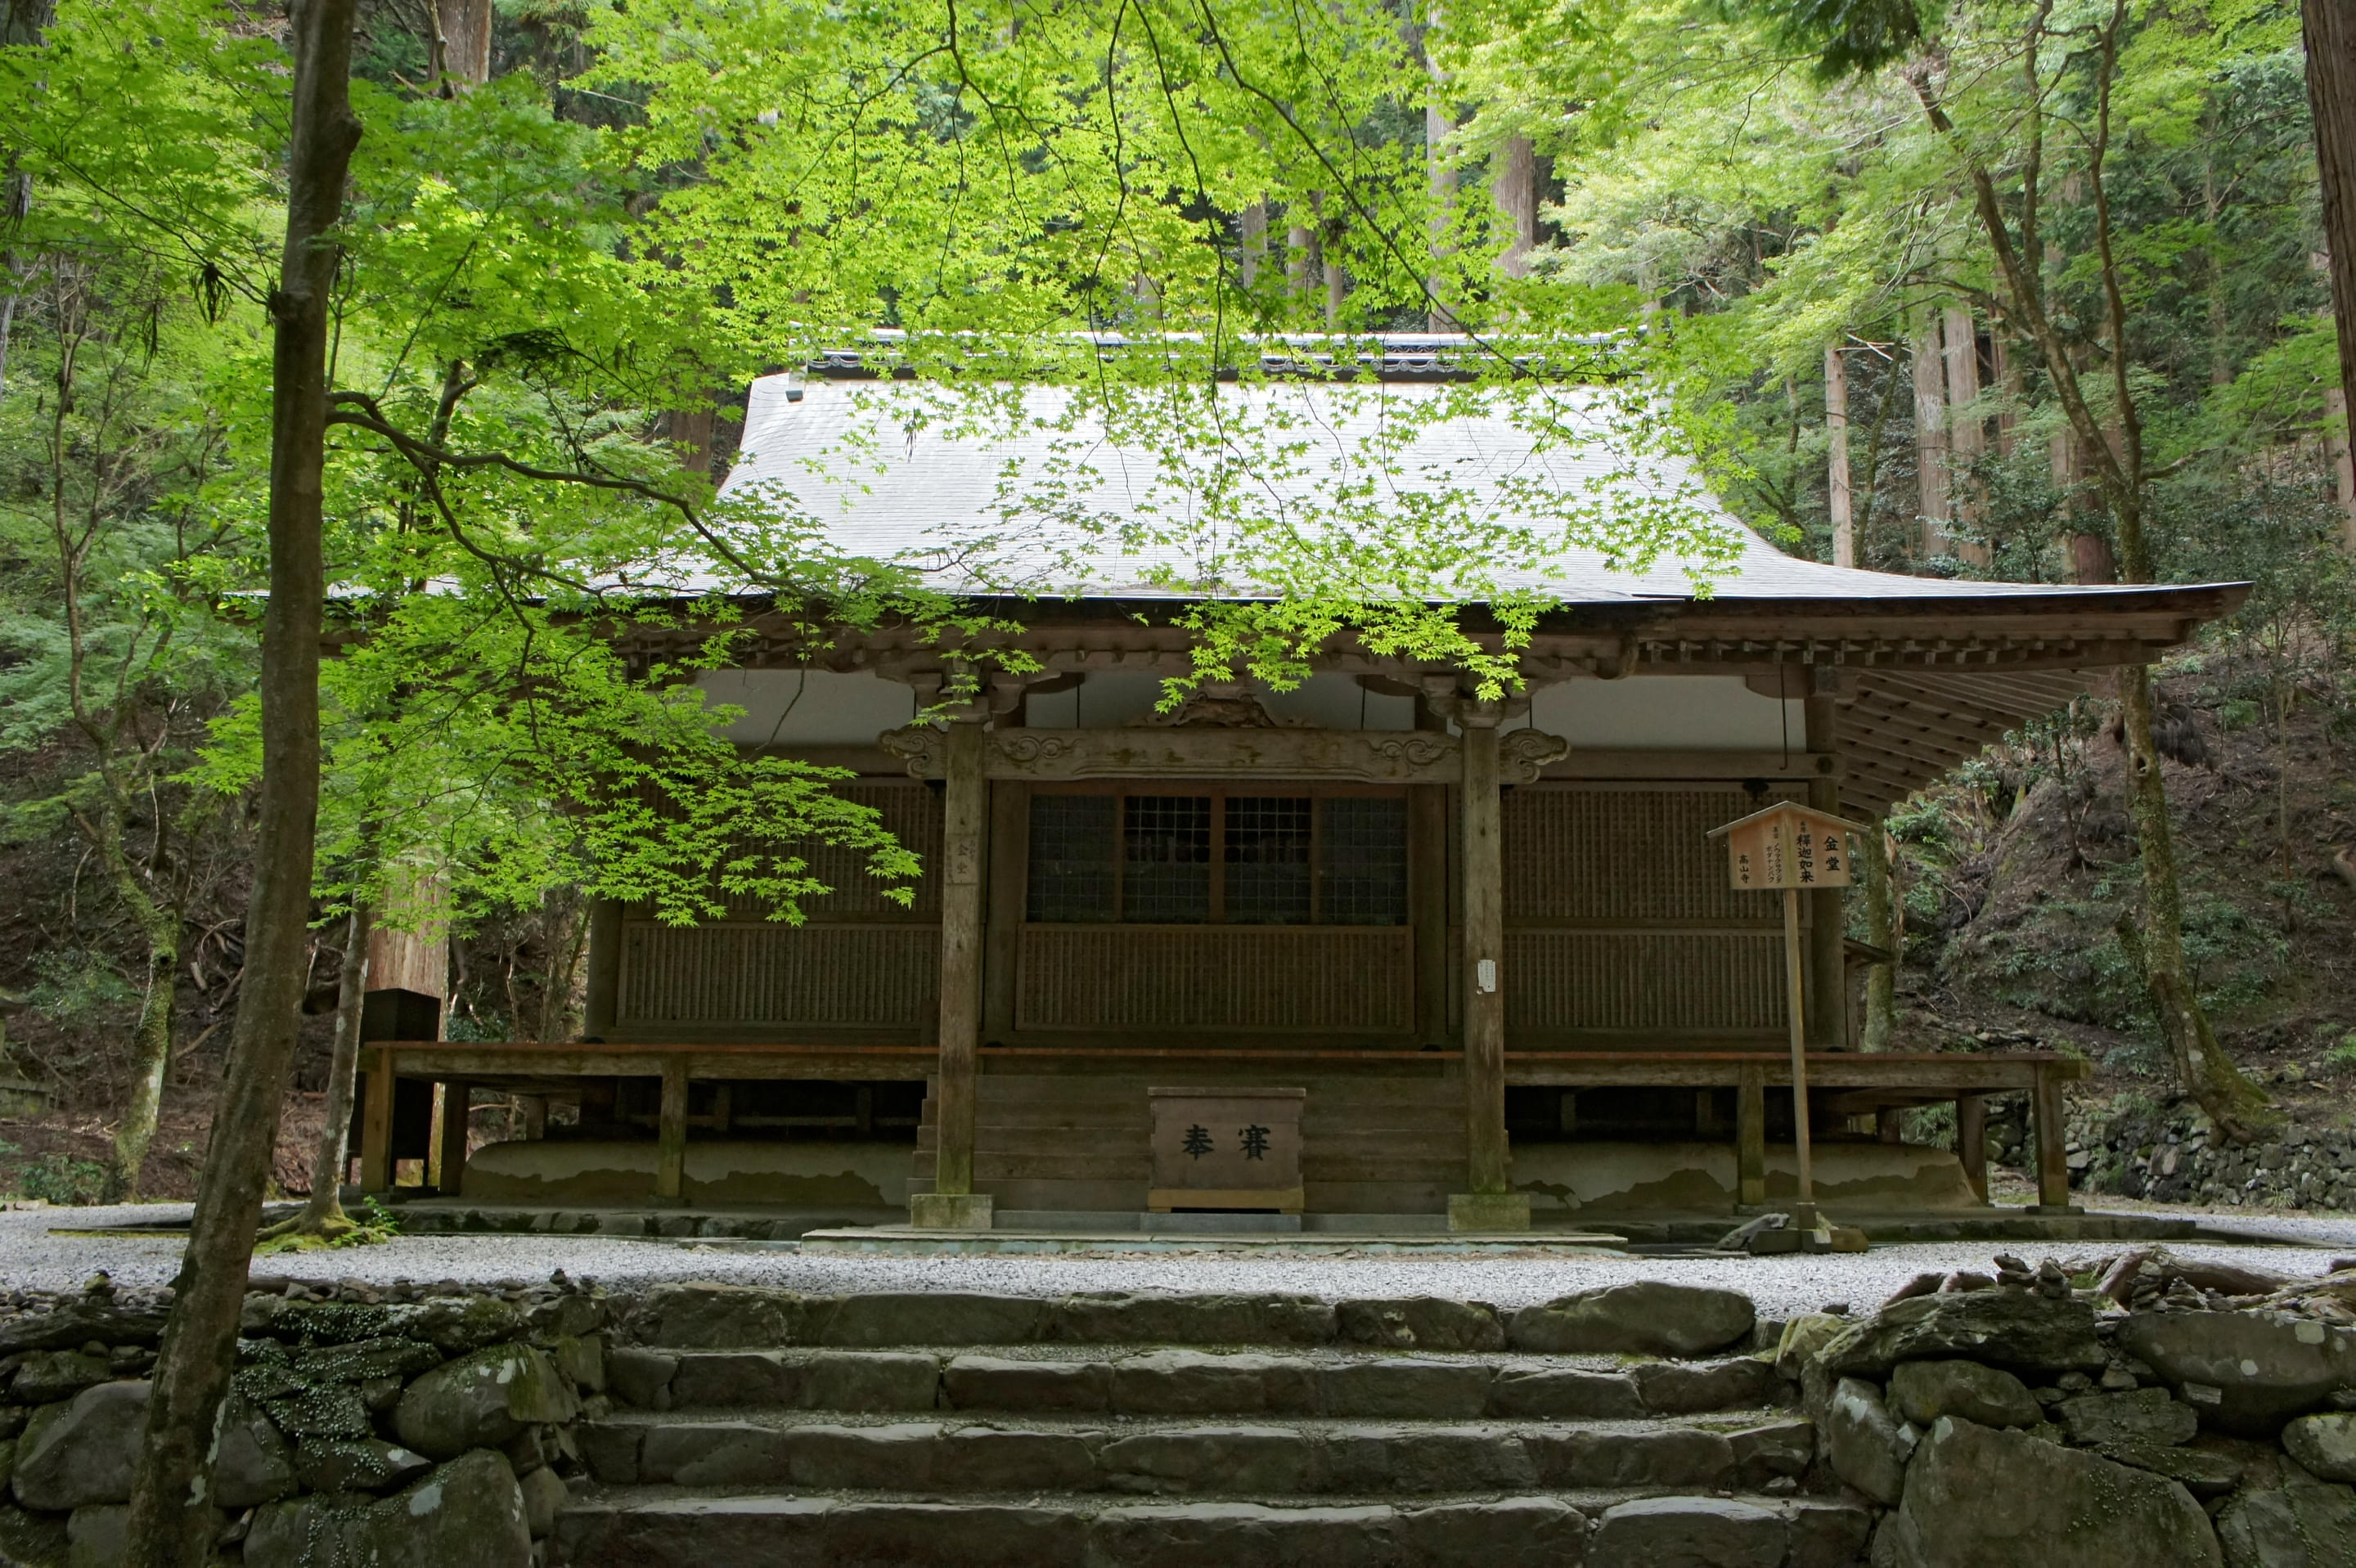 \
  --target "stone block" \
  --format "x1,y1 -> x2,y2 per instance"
781,1422 -> 943,1489
212,1393 -> 296,1508
1090,1502 -> 1393,1566
2214,1480 -> 2356,1568
1875,1416 -> 2223,1568
1776,1314 -> 1847,1378
641,1422 -> 787,1487
292,1436 -> 434,1494
1052,1292 -> 1337,1347
519,1462 -> 568,1539
1826,1376 -> 1912,1506
1320,1359 -> 1492,1419
0,1302 -> 168,1356
1631,1355 -> 1781,1413
1887,1359 -> 2041,1429
66,1503 -> 127,1568
245,1449 -> 532,1568
828,1501 -> 1086,1566
1529,1425 -> 1734,1489
1508,1282 -> 1756,1357
931,1425 -> 1101,1491
1485,1367 -> 1644,1419
261,1380 -> 375,1440
1396,1498 -> 1584,1567
10,1380 -> 147,1510
668,1350 -> 803,1409
805,1350 -> 940,1411
2120,1311 -> 2356,1437
574,1422 -> 644,1485
1111,1350 -> 1310,1416
816,1292 -> 1045,1348
631,1283 -> 811,1349
2054,1387 -> 2199,1450
1728,1417 -> 1815,1485
394,1344 -> 578,1460
551,1333 -> 605,1395
1819,1293 -> 2109,1381
552,1497 -> 830,1568
942,1355 -> 1112,1412
605,1347 -> 677,1409
1778,1498 -> 1874,1568
1589,1496 -> 1784,1568
1321,1425 -> 1536,1494
1099,1426 -> 1314,1494
10,1352 -> 109,1404
1449,1192 -> 1531,1232
2284,1412 -> 2356,1483
1335,1297 -> 1505,1353
907,1193 -> 995,1230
